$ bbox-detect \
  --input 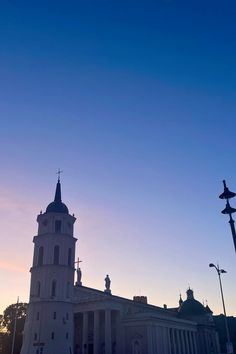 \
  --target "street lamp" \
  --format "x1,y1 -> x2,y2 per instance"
219,180 -> 236,253
209,263 -> 233,354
